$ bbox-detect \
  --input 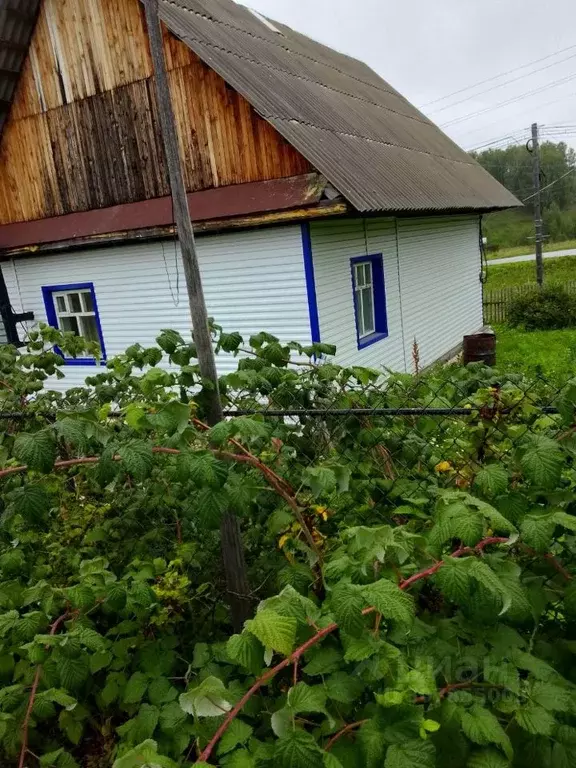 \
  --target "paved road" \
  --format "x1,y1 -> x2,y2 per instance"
490,247 -> 576,265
